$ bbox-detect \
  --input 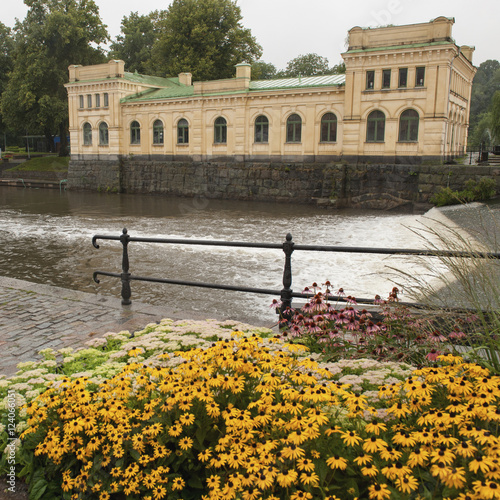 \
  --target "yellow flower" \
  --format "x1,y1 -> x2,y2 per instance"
290,491 -> 313,500
300,470 -> 319,486
168,424 -> 183,437
441,467 -> 467,490
326,455 -> 348,470
171,477 -> 185,491
341,430 -> 363,447
277,469 -> 298,488
361,464 -> 379,477
296,458 -> 315,472
179,436 -> 193,451
368,483 -> 391,500
365,420 -> 387,436
179,413 -> 195,426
